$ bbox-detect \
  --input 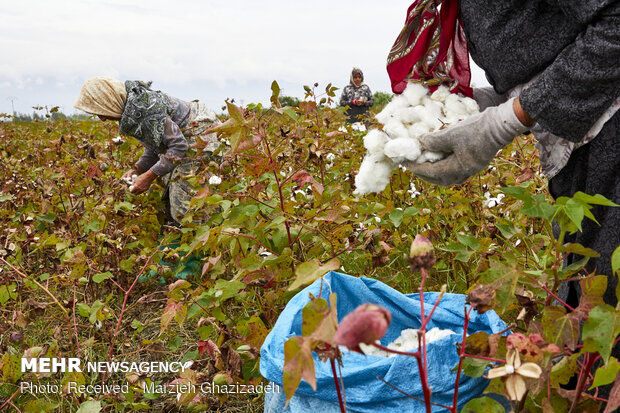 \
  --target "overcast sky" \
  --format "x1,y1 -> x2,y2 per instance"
0,0 -> 489,116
